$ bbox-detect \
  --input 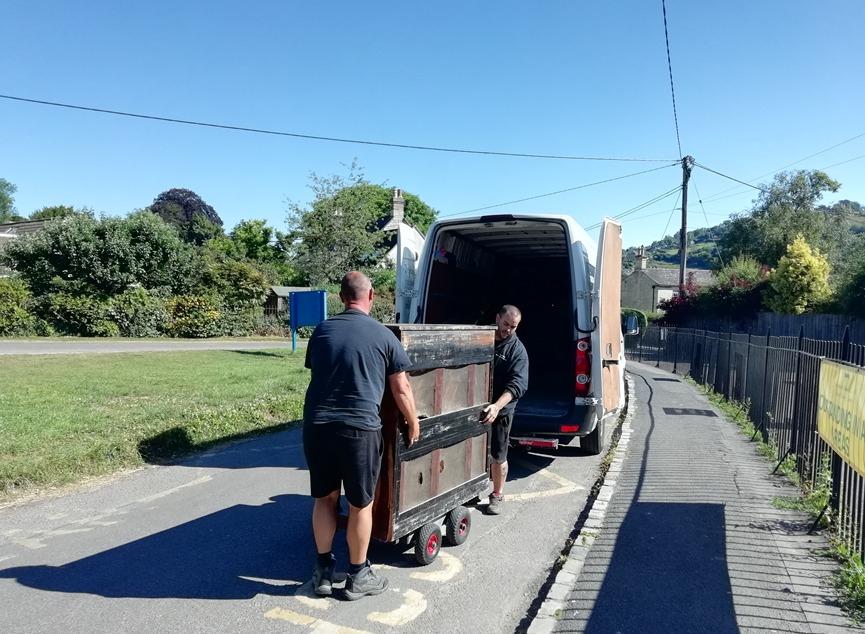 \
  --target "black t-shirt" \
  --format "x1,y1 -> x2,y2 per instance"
303,309 -> 411,430
493,333 -> 529,416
